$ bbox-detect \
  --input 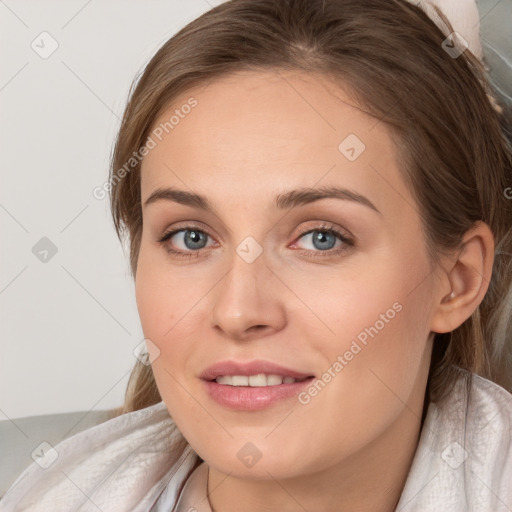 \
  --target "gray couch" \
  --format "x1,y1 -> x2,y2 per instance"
0,409 -> 115,498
